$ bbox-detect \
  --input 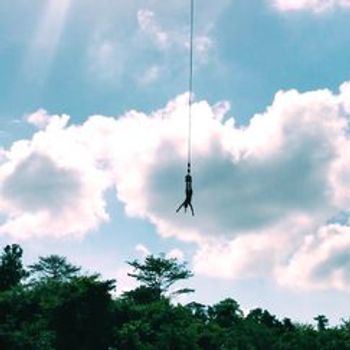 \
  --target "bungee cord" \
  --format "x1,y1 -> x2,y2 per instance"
176,0 -> 195,216
187,0 -> 194,175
